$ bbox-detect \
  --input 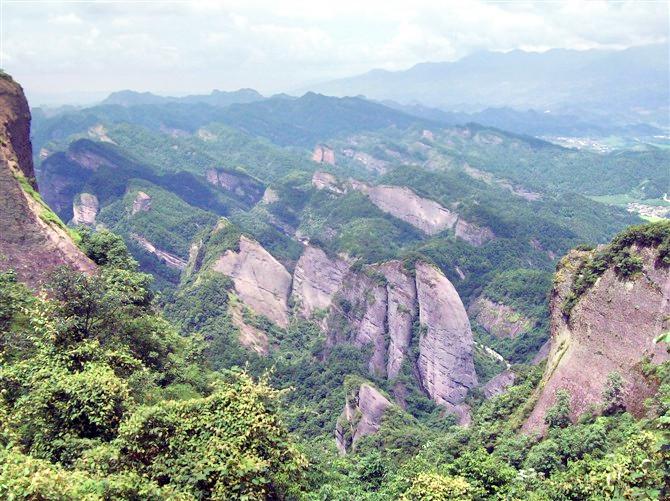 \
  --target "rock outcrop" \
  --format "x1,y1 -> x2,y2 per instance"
131,191 -> 152,215
335,382 -> 392,454
0,74 -> 94,286
229,299 -> 270,356
205,168 -> 264,205
311,171 -> 345,194
72,192 -> 99,226
380,261 -> 417,379
524,235 -> 670,432
131,234 -> 188,270
482,370 -> 516,399
362,184 -> 458,235
321,258 -> 477,420
212,236 -> 292,327
310,171 -> 494,245
469,296 -> 532,338
415,262 -> 478,415
312,145 -> 335,165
